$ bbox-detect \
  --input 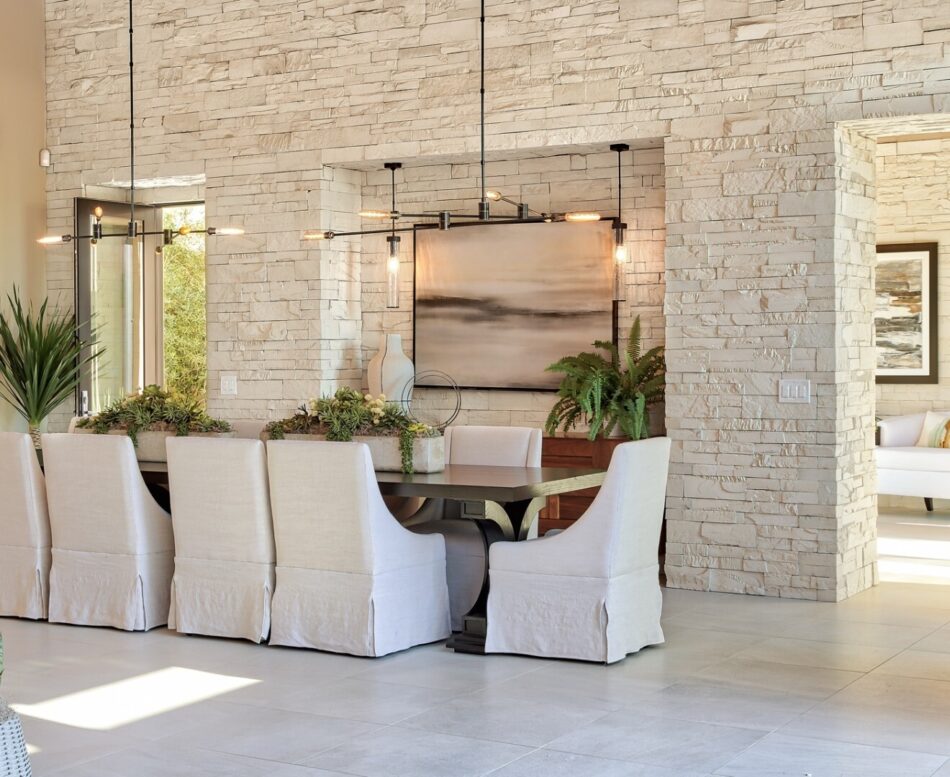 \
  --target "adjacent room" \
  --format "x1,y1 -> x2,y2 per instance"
1,1 -> 949,776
